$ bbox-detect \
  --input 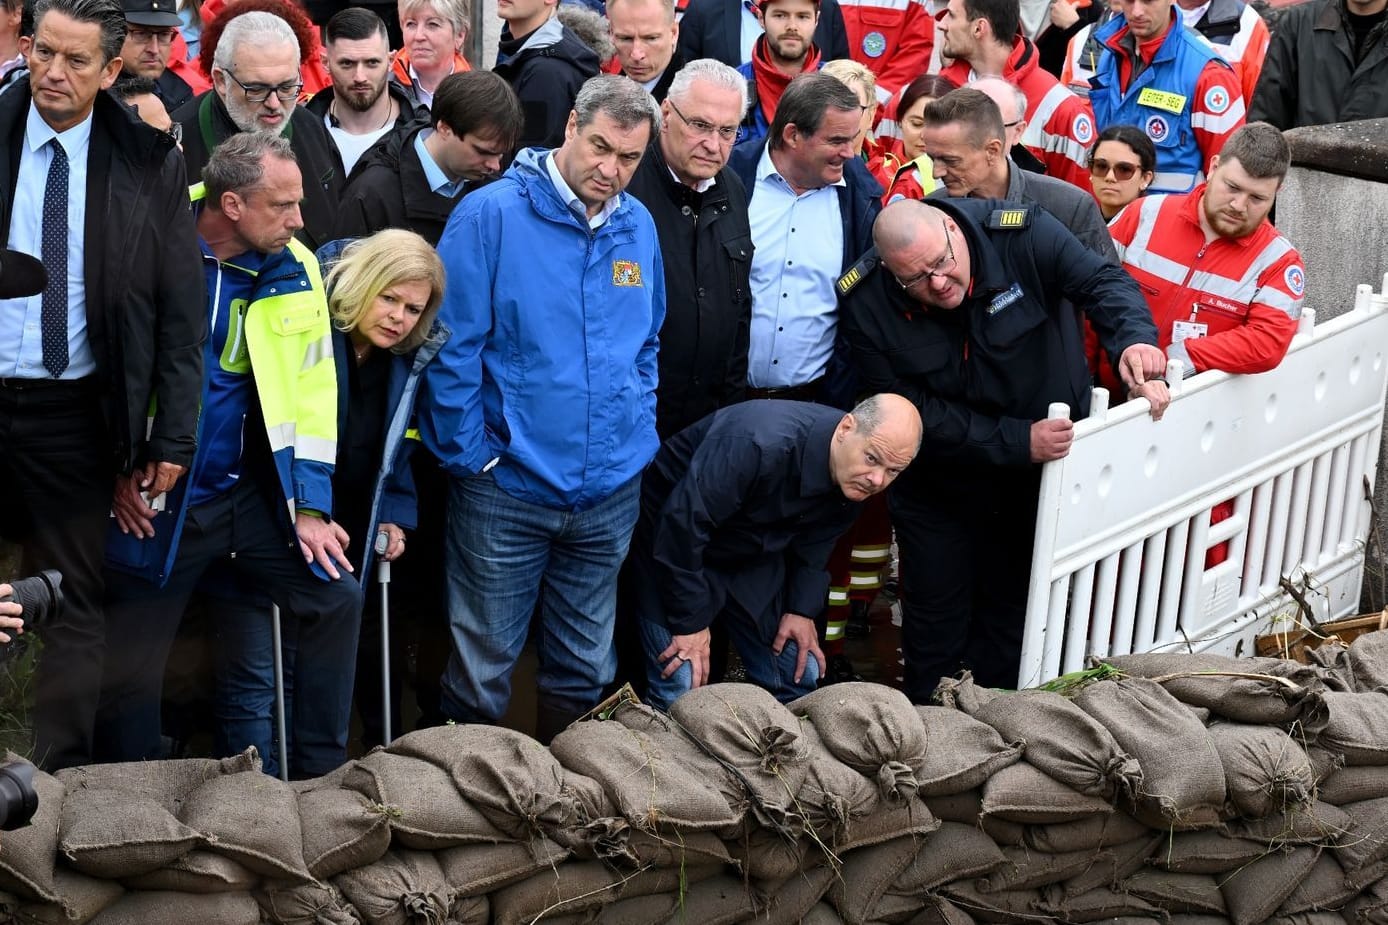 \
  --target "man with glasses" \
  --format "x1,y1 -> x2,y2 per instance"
174,10 -> 344,250
837,197 -> 1165,700
919,86 -> 1115,261
116,0 -> 194,110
